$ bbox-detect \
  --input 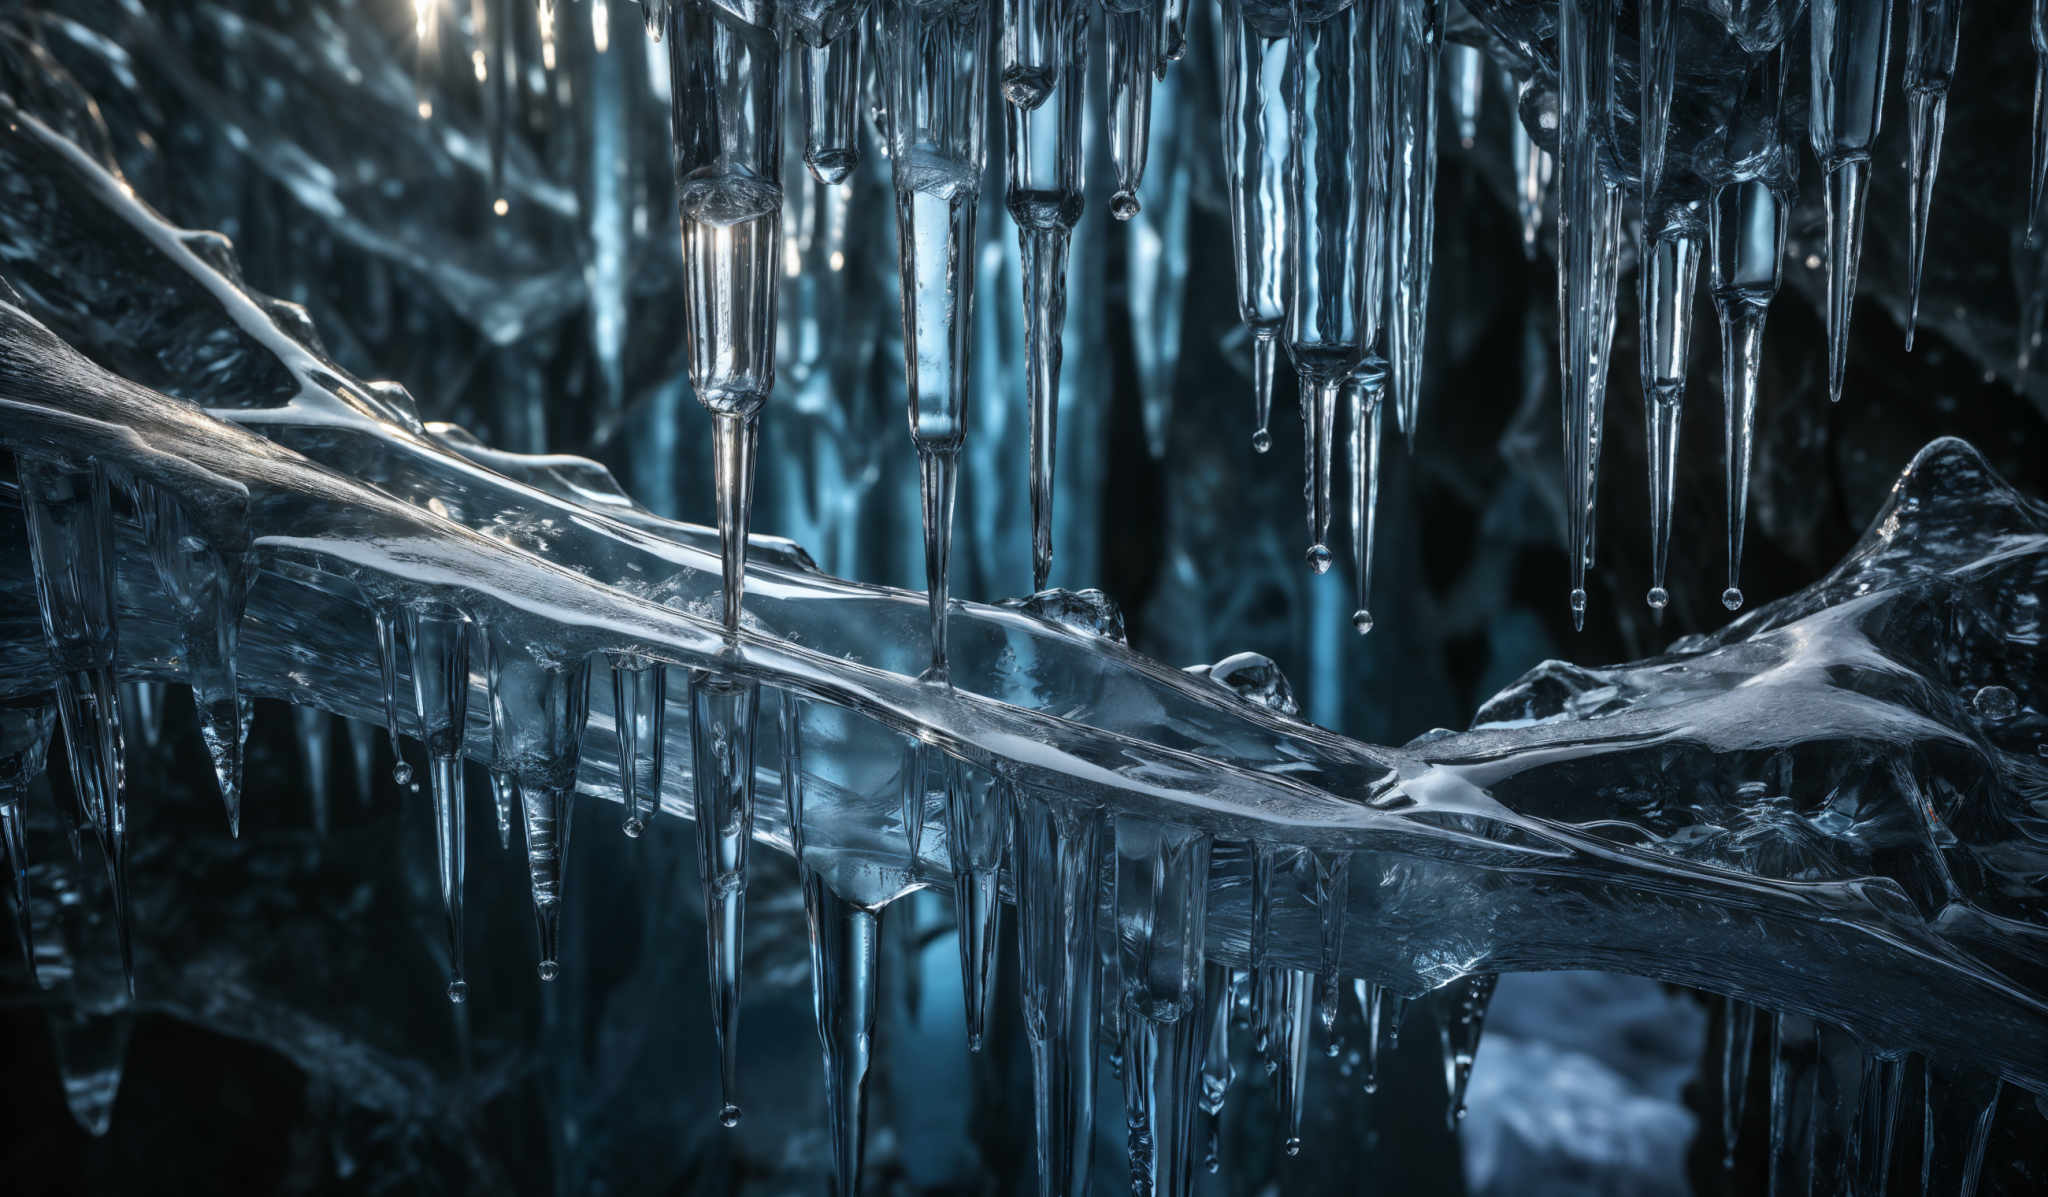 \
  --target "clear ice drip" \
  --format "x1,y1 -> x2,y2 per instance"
483,626 -> 591,982
884,0 -> 989,669
1438,971 -> 1497,1125
689,668 -> 761,1126
611,656 -> 667,836
1555,0 -> 1626,629
1014,793 -> 1099,1197
1808,0 -> 1894,405
405,602 -> 474,1002
1114,817 -> 1211,1197
1638,0 -> 1677,203
1384,0 -> 1442,444
1768,1011 -> 1821,1196
1283,0 -> 1372,574
1197,963 -> 1237,1172
0,699 -> 55,984
667,0 -> 783,634
373,605 -> 416,788
1107,1 -> 1160,218
1709,49 -> 1792,613
17,459 -> 134,988
1509,84 -> 1551,260
1638,201 -> 1703,611
1347,362 -> 1386,632
2033,0 -> 2048,244
291,703 -> 332,836
1722,998 -> 1759,1166
1215,0 -> 1290,452
1901,0 -> 1964,347
1002,0 -> 1086,590
139,481 -> 251,832
946,761 -> 1010,1051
